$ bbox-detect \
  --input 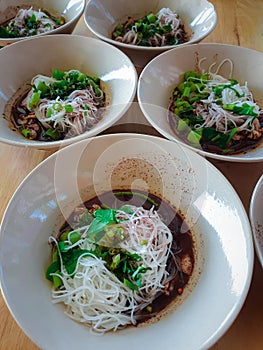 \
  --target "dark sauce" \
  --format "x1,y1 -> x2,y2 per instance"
168,109 -> 263,156
11,90 -> 58,141
11,87 -> 106,142
60,190 -> 195,325
201,137 -> 261,155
